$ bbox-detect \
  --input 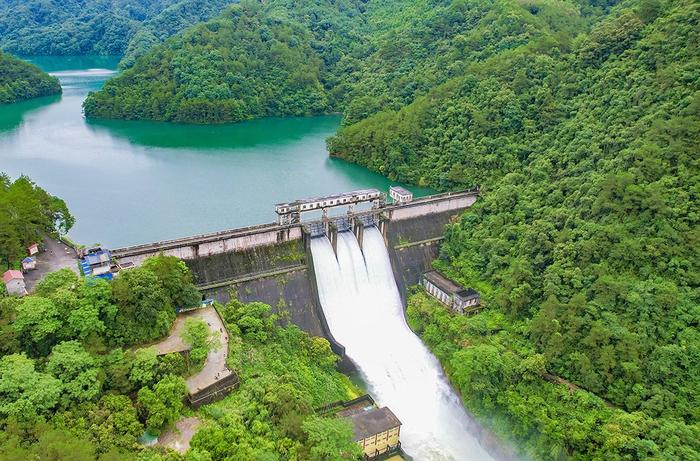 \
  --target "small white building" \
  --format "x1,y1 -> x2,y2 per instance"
27,243 -> 39,256
422,271 -> 481,314
21,257 -> 36,271
389,186 -> 413,204
3,270 -> 27,296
